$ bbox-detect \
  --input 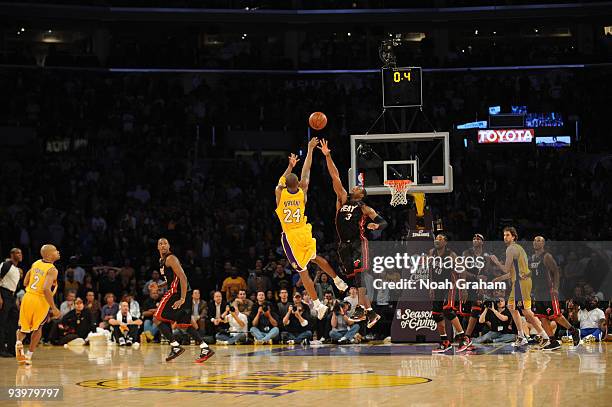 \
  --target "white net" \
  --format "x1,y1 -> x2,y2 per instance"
384,180 -> 412,206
